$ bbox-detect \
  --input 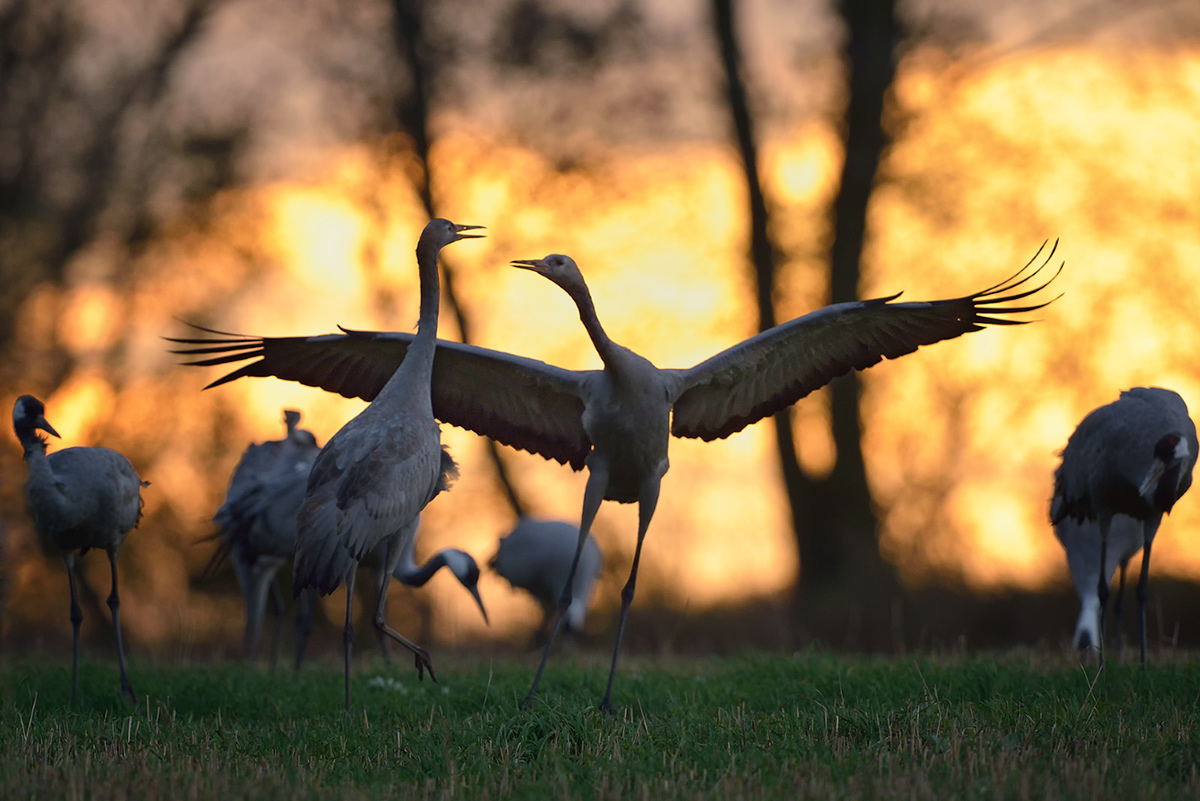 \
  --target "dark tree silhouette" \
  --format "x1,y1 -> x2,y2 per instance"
0,0 -> 223,639
711,0 -> 902,640
388,0 -> 526,518
0,0 -> 222,349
